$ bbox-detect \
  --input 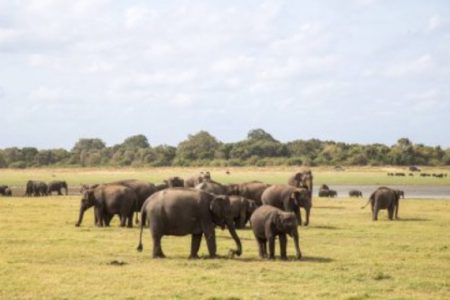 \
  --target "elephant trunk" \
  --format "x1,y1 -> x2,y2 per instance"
226,219 -> 242,257
75,205 -> 86,227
